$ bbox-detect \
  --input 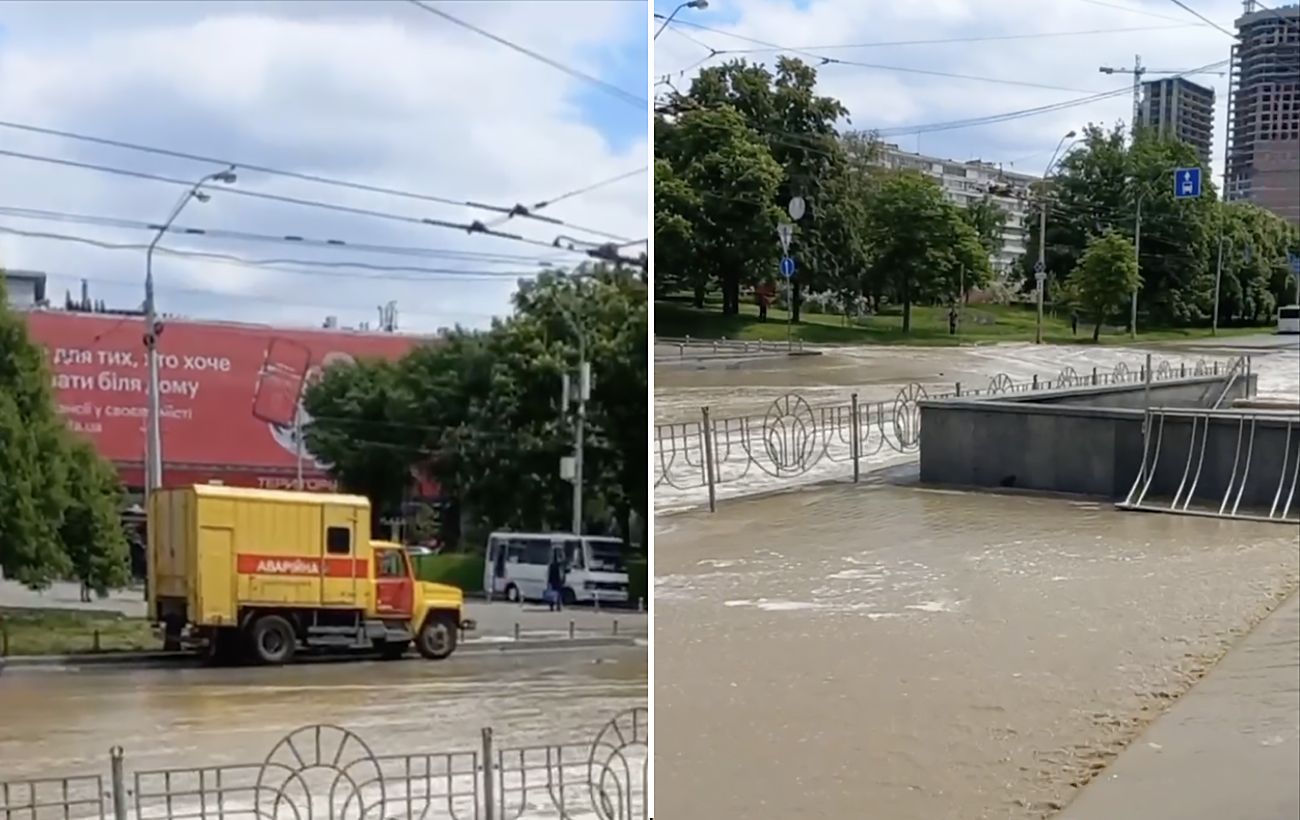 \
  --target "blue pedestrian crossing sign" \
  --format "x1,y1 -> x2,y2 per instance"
780,256 -> 796,278
1174,167 -> 1201,199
